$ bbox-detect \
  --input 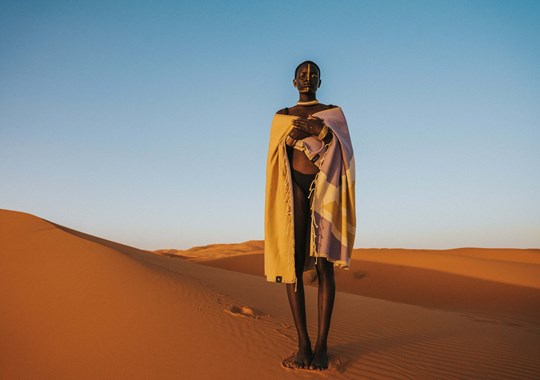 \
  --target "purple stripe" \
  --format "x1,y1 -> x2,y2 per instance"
320,144 -> 342,187
313,211 -> 350,265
